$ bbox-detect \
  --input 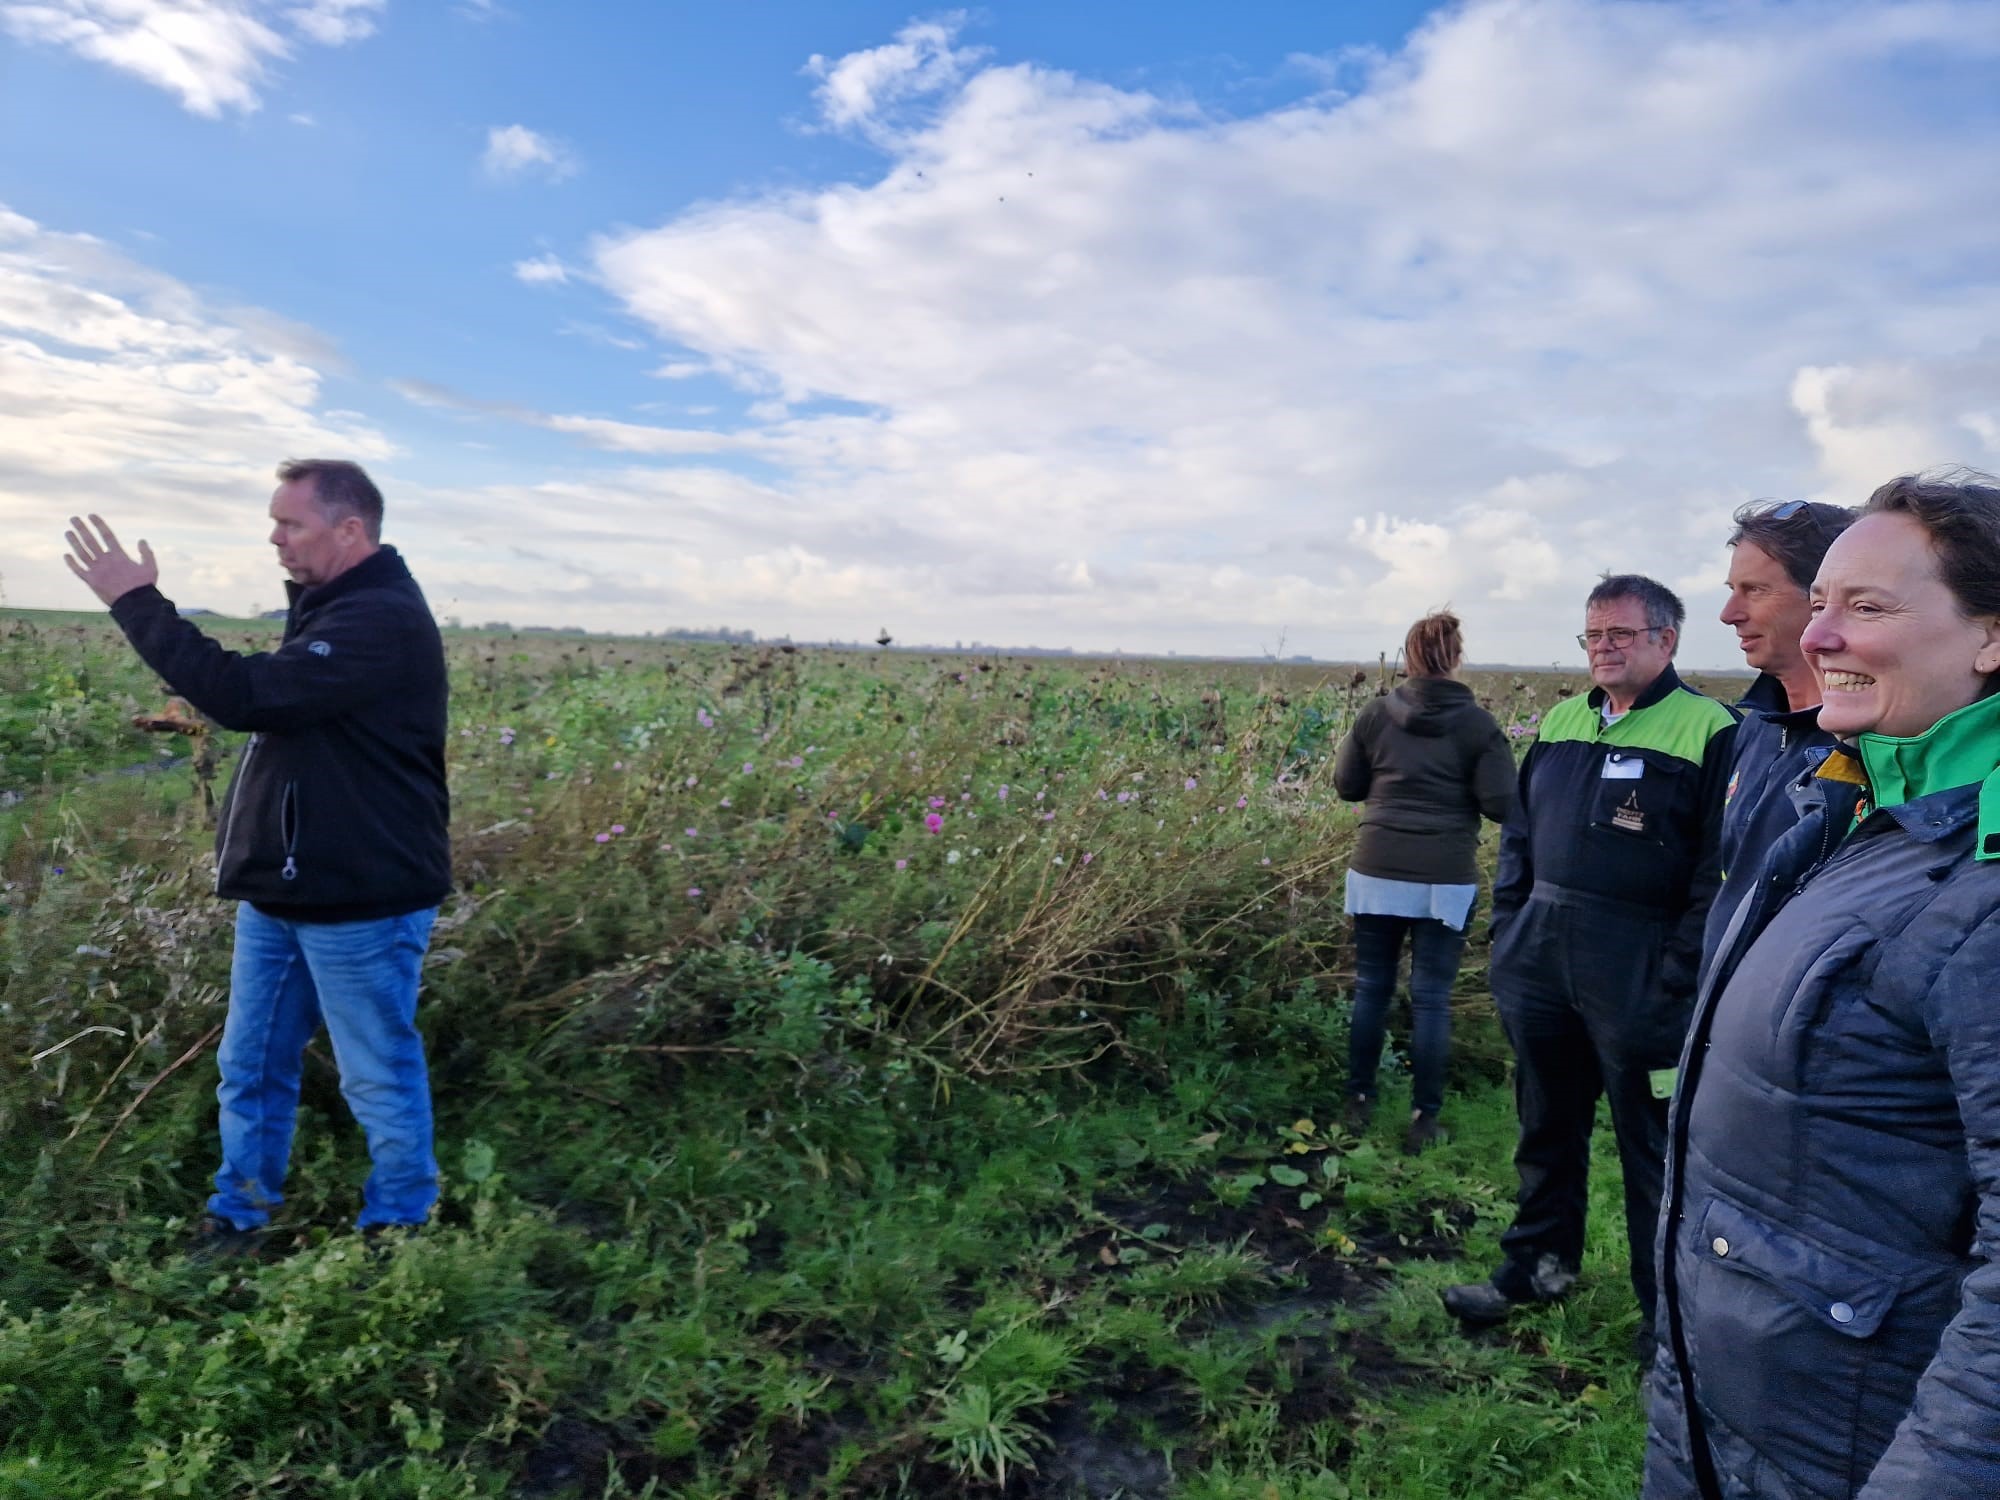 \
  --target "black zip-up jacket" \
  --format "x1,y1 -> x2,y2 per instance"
1333,678 -> 1517,885
109,546 -> 450,919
